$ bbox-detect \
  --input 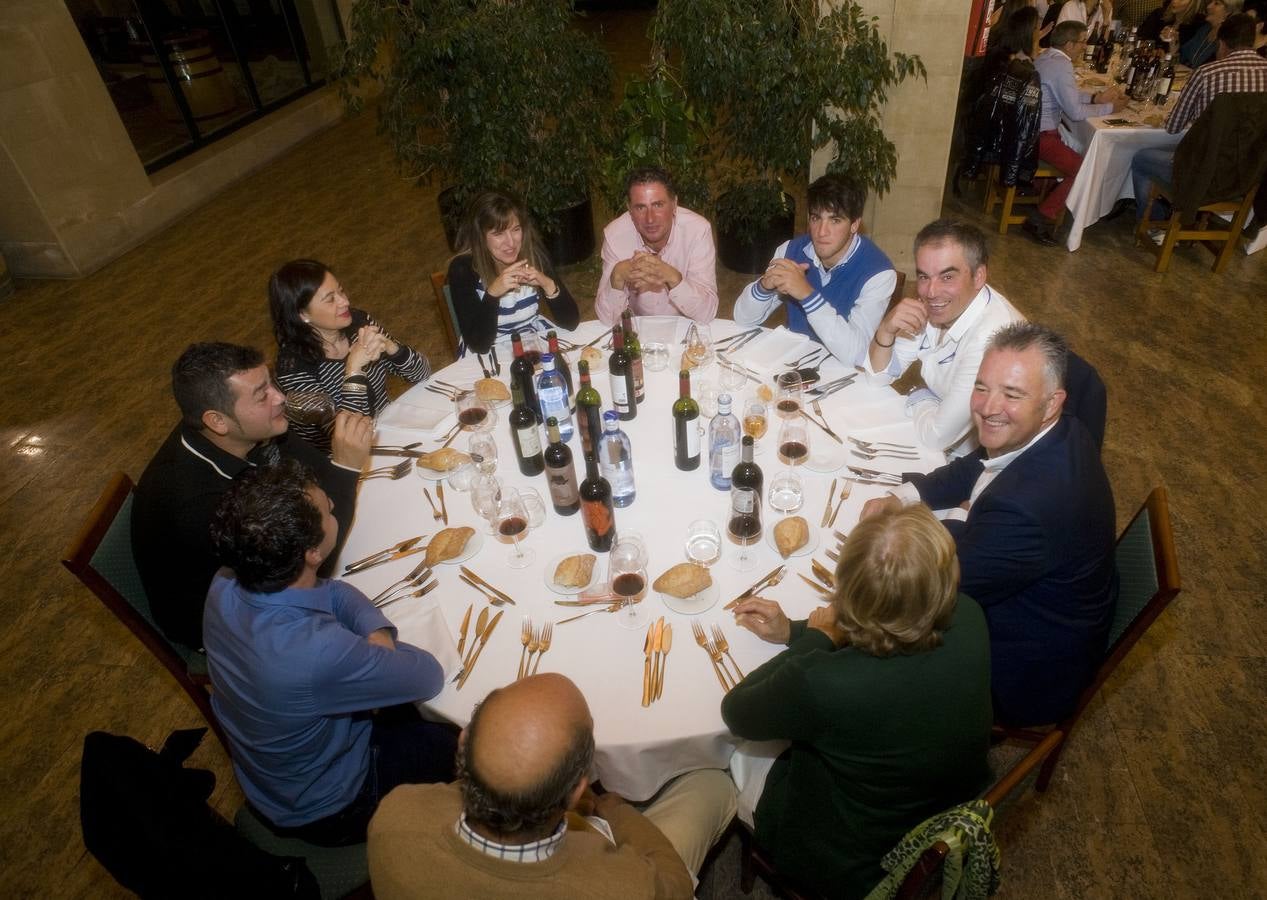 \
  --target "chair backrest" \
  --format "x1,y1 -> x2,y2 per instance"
886,270 -> 907,313
429,270 -> 462,359
62,473 -> 227,749
1064,350 -> 1107,450
1066,486 -> 1181,725
1173,92 -> 1267,212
